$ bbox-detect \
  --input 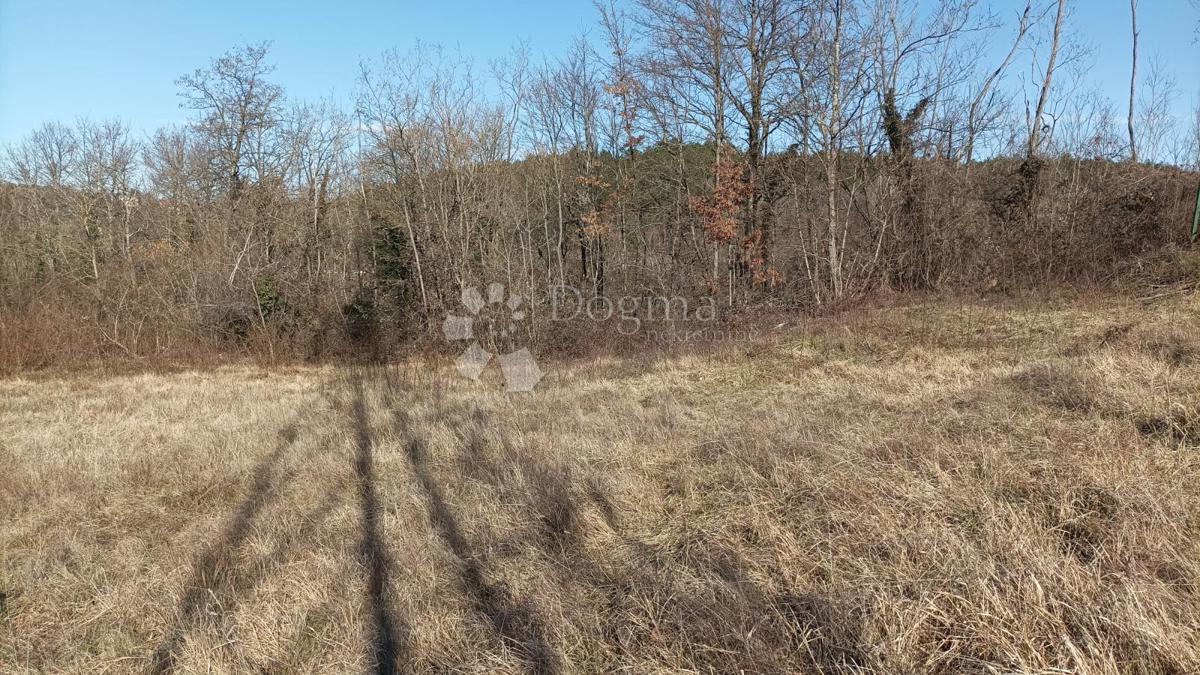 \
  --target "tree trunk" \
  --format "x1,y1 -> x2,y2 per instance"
1128,0 -> 1139,163
826,0 -> 844,301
